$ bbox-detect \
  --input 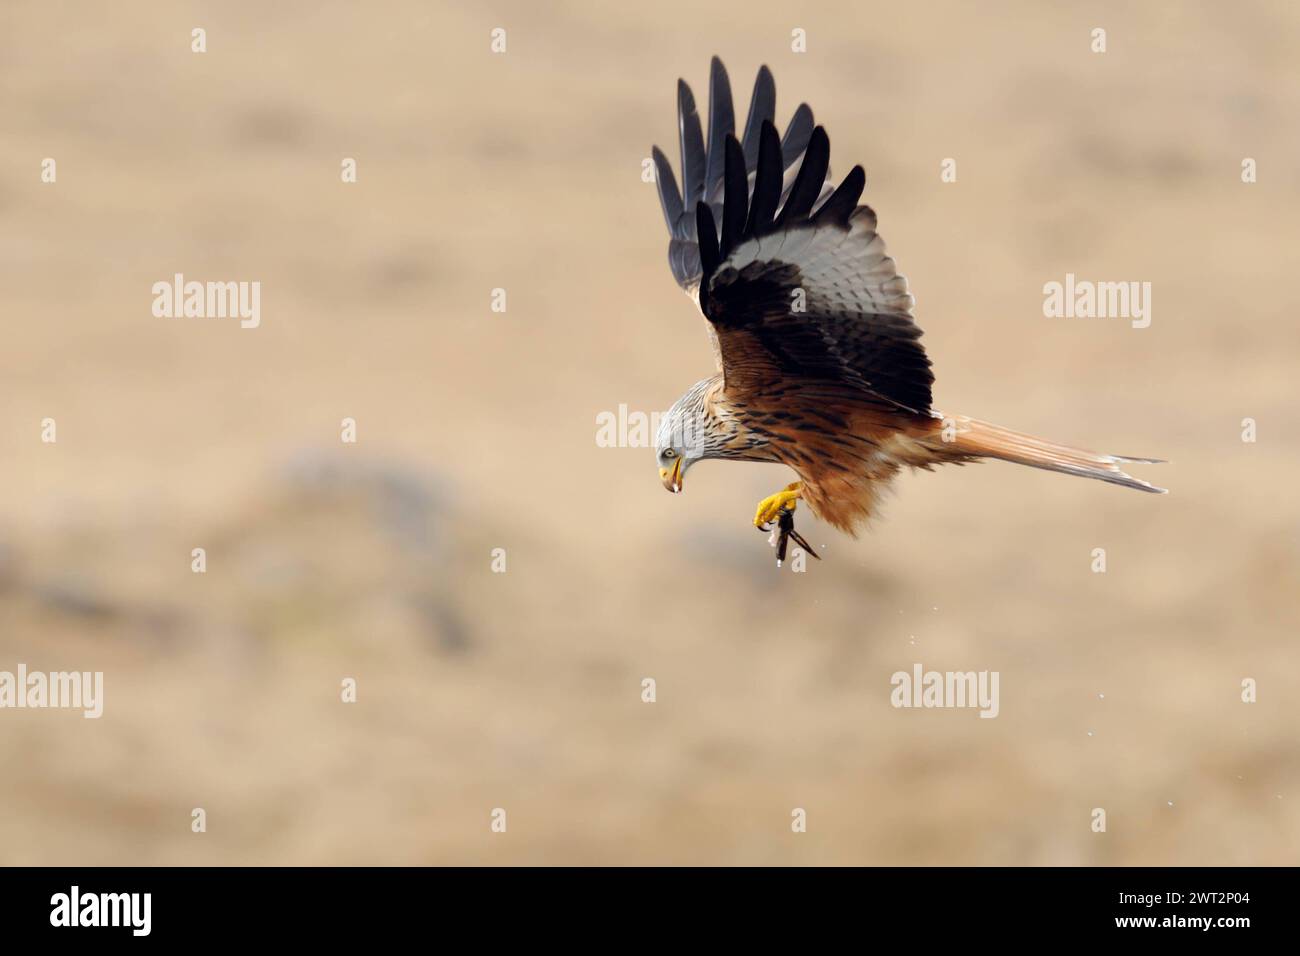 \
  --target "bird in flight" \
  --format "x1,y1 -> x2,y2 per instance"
650,58 -> 1165,561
